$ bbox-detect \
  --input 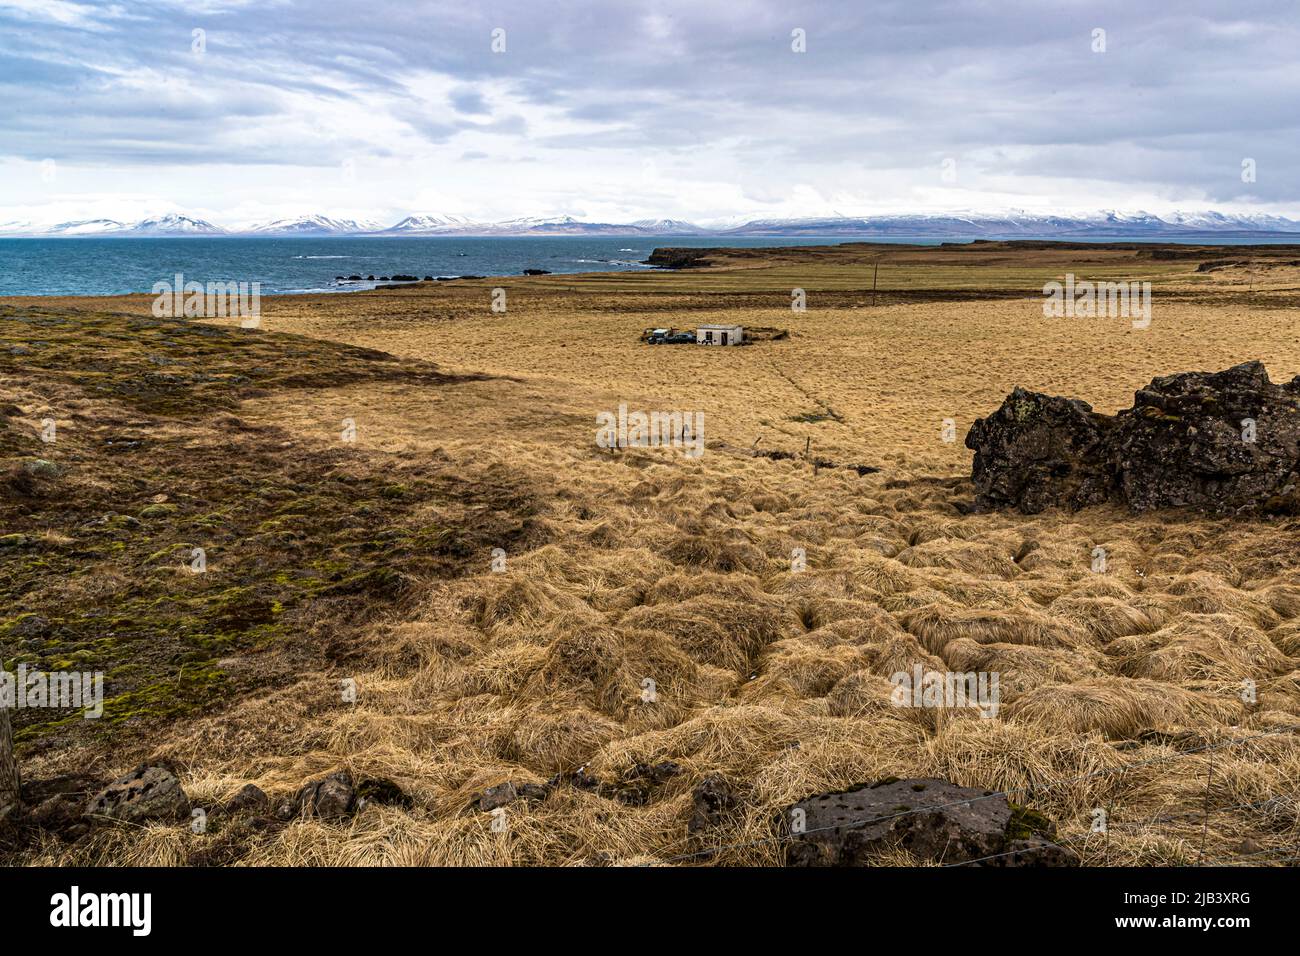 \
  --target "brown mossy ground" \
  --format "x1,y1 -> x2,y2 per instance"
1,306 -> 544,755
